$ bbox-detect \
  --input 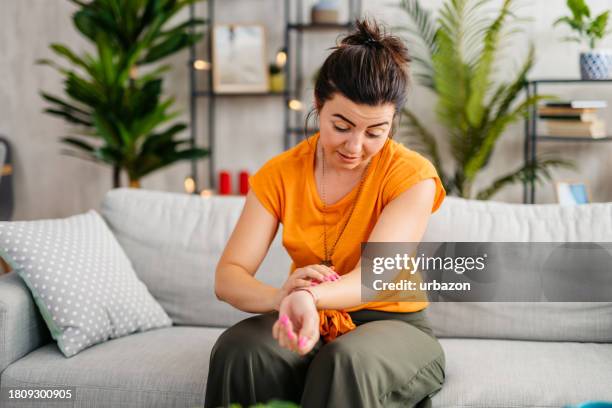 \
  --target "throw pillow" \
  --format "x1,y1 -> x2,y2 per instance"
0,209 -> 172,357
